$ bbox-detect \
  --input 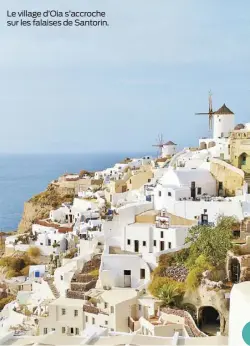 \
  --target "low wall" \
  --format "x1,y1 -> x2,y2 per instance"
210,158 -> 244,196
